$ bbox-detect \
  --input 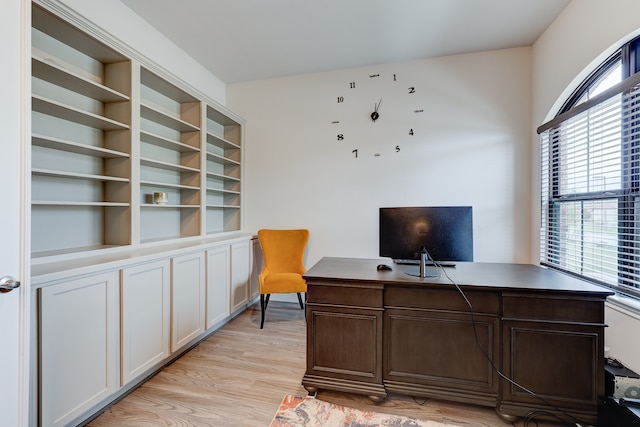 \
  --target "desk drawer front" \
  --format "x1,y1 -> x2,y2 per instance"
307,282 -> 383,308
385,286 -> 500,314
503,294 -> 605,323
